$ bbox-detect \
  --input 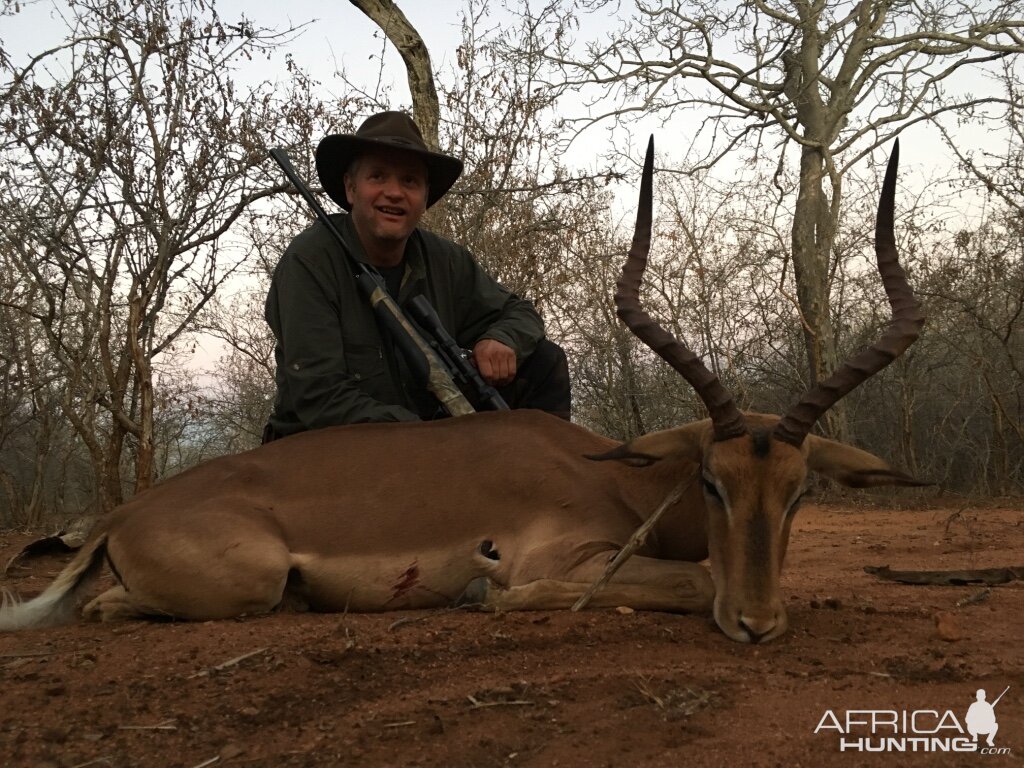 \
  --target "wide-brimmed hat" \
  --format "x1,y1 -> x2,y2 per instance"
316,111 -> 463,210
